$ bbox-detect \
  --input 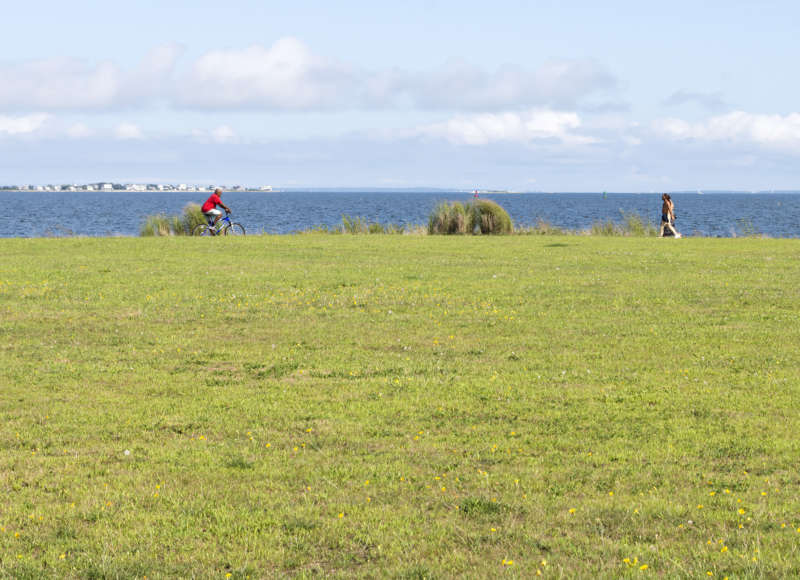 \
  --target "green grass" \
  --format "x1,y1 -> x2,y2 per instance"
1,235 -> 799,578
